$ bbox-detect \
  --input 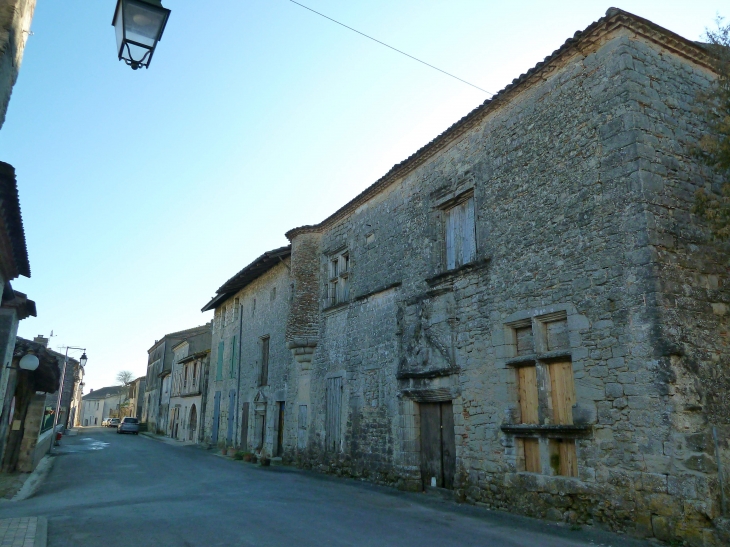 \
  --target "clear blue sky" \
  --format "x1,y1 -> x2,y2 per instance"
0,1 -> 723,390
